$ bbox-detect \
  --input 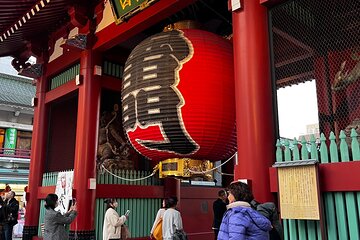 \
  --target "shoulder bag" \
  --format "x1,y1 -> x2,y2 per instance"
153,218 -> 163,240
